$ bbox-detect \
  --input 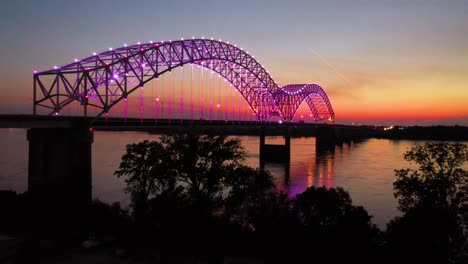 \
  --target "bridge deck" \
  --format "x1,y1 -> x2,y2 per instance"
0,115 -> 371,140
